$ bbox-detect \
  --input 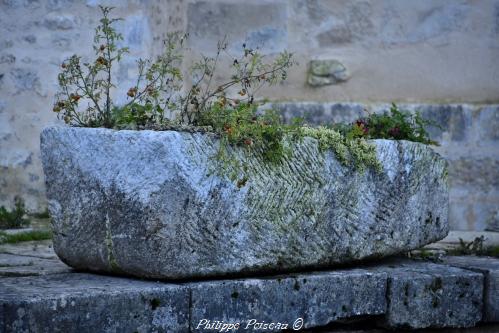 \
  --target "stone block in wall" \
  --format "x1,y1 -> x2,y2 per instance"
9,68 -> 43,96
307,60 -> 349,87
43,13 -> 78,30
186,1 -> 287,54
378,2 -> 470,46
417,105 -> 471,142
476,105 -> 499,145
267,102 -> 365,125
86,0 -> 137,8
116,14 -> 150,48
448,157 -> 499,192
449,197 -> 499,231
